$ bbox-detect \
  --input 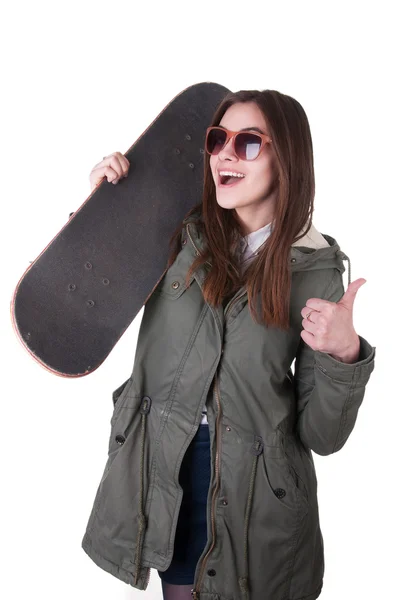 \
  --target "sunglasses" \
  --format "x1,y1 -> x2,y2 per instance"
205,126 -> 273,161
